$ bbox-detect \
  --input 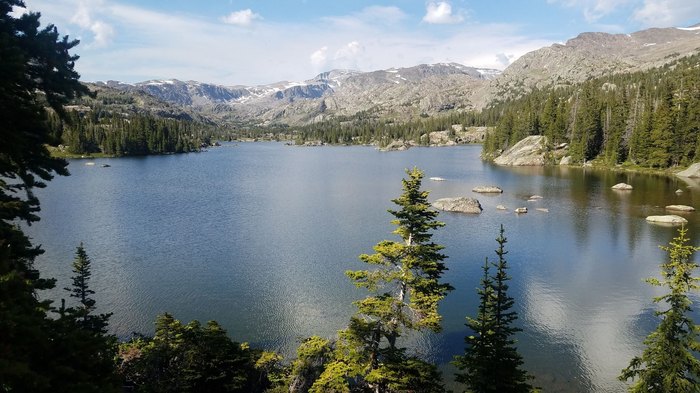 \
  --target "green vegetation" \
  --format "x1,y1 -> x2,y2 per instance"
0,0 -> 97,389
285,109 -> 496,146
619,226 -> 700,392
453,225 -> 534,393
291,168 -> 452,392
117,313 -> 281,393
47,105 -> 215,156
483,53 -> 700,169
